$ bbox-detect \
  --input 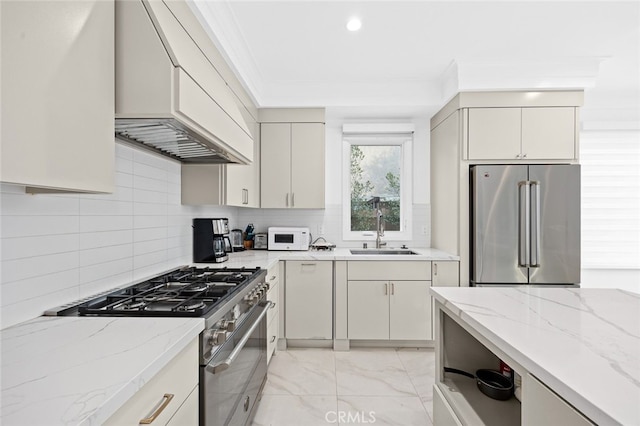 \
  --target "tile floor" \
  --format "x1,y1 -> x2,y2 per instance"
251,347 -> 435,426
